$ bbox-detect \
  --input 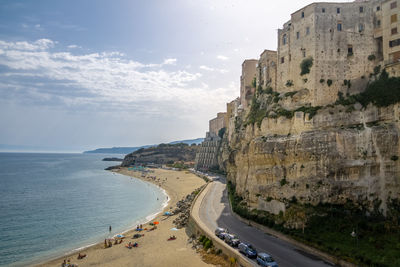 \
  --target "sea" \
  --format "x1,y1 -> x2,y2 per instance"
0,152 -> 168,266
